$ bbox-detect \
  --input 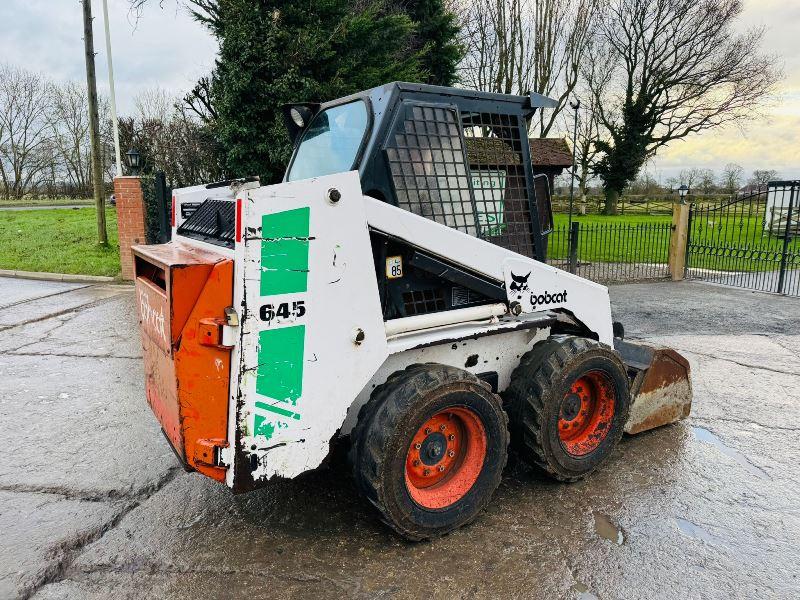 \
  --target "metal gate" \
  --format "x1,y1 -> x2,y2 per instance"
686,181 -> 799,296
